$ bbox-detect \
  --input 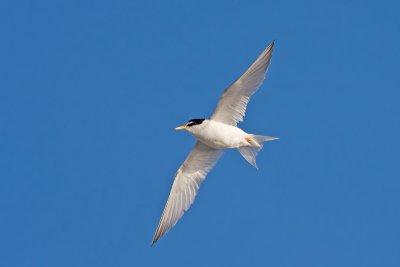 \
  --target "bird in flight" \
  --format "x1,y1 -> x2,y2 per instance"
152,41 -> 277,244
